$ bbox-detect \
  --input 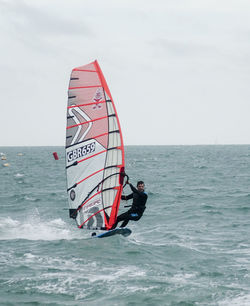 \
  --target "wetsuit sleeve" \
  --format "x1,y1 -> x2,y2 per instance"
121,193 -> 133,200
129,183 -> 138,193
